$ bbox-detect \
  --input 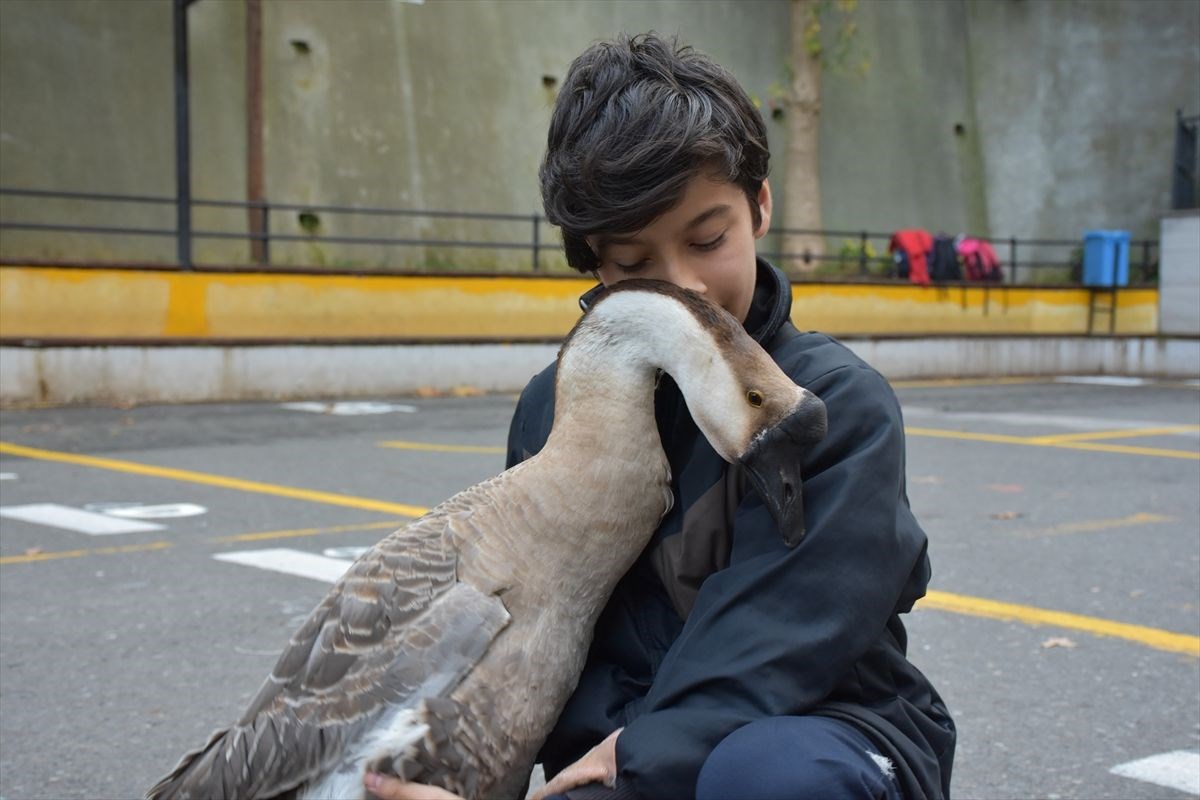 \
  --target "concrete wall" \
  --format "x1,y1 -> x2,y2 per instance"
3,337 -> 1195,407
1,0 -> 1195,268
0,0 -> 791,269
1159,210 -> 1200,335
818,0 -> 1200,245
